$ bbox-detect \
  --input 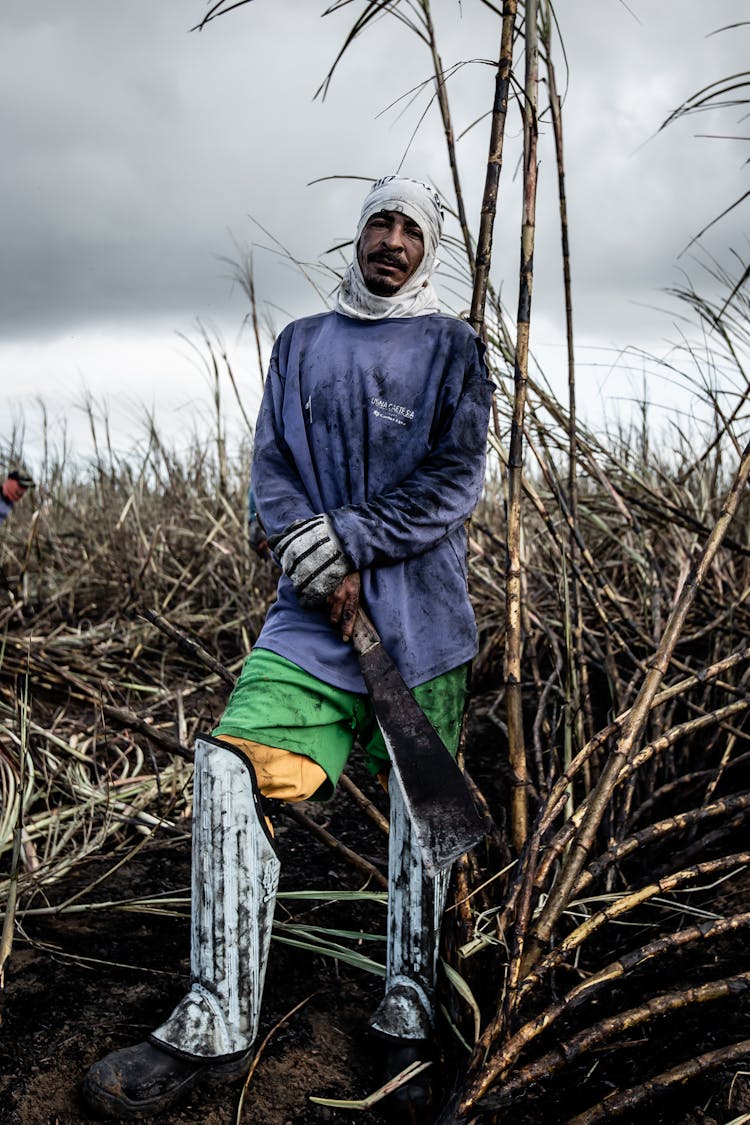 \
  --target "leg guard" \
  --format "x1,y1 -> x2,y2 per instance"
151,735 -> 280,1061
369,772 -> 450,1041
